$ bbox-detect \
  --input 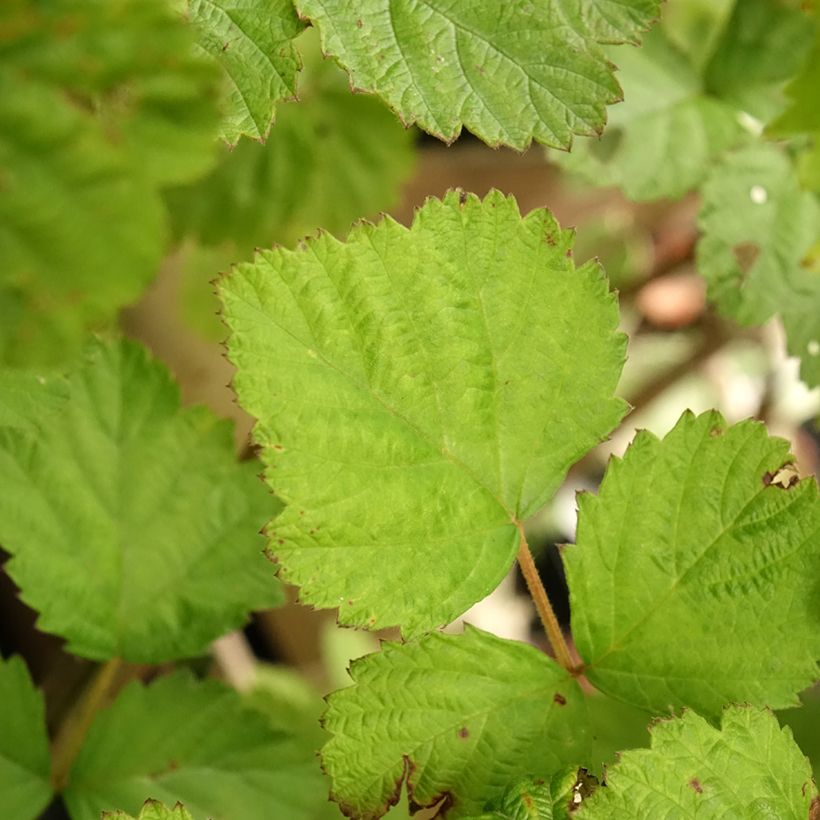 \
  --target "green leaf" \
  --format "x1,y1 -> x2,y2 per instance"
778,686 -> 820,781
294,0 -> 660,149
697,143 -> 820,387
0,74 -> 167,367
0,339 -> 282,662
222,190 -> 627,636
322,627 -> 589,819
185,0 -> 305,143
1,0 -> 221,187
0,369 -> 68,433
104,800 -> 193,820
768,29 -> 820,136
64,672 -> 328,820
579,706 -> 817,818
463,770 -> 581,820
565,410 -> 820,718
557,25 -> 744,200
703,0 -> 816,124
0,656 -> 52,820
166,30 -> 415,254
